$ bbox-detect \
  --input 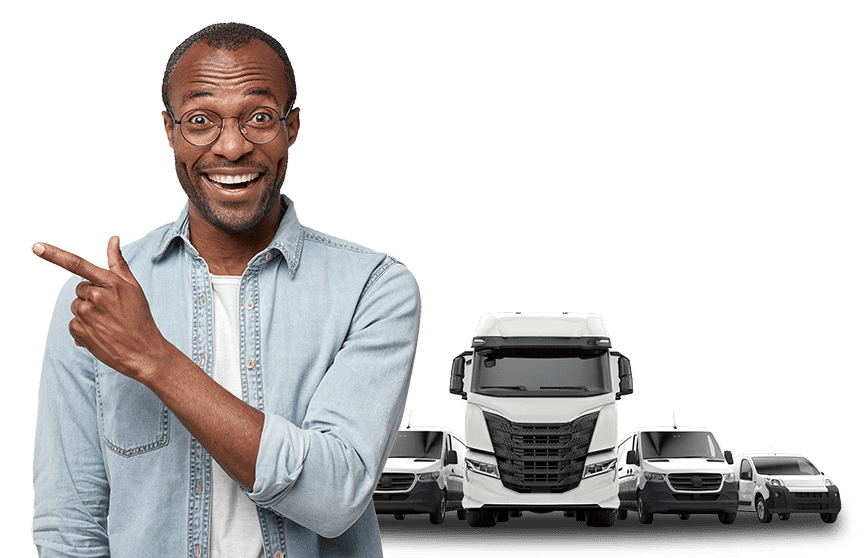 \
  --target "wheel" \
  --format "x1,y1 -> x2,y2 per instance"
564,510 -> 576,517
616,508 -> 628,521
719,511 -> 737,524
755,495 -> 772,523
820,512 -> 838,524
457,509 -> 467,521
508,510 -> 522,517
429,490 -> 446,525
586,509 -> 616,527
495,510 -> 510,523
394,513 -> 405,520
678,513 -> 690,520
466,509 -> 497,528
636,492 -> 653,525
779,513 -> 791,521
